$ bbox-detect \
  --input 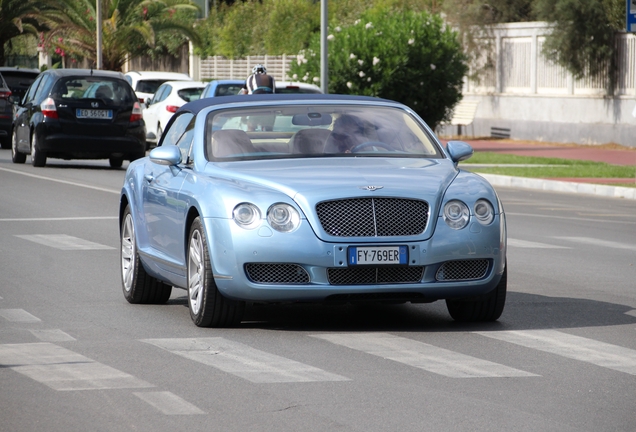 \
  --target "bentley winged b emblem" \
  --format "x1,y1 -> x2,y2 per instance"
359,186 -> 384,191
